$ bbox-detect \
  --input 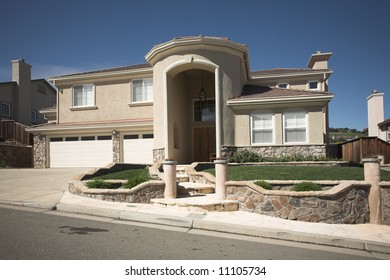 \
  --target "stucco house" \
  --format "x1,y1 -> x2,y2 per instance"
28,36 -> 333,168
0,59 -> 56,126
